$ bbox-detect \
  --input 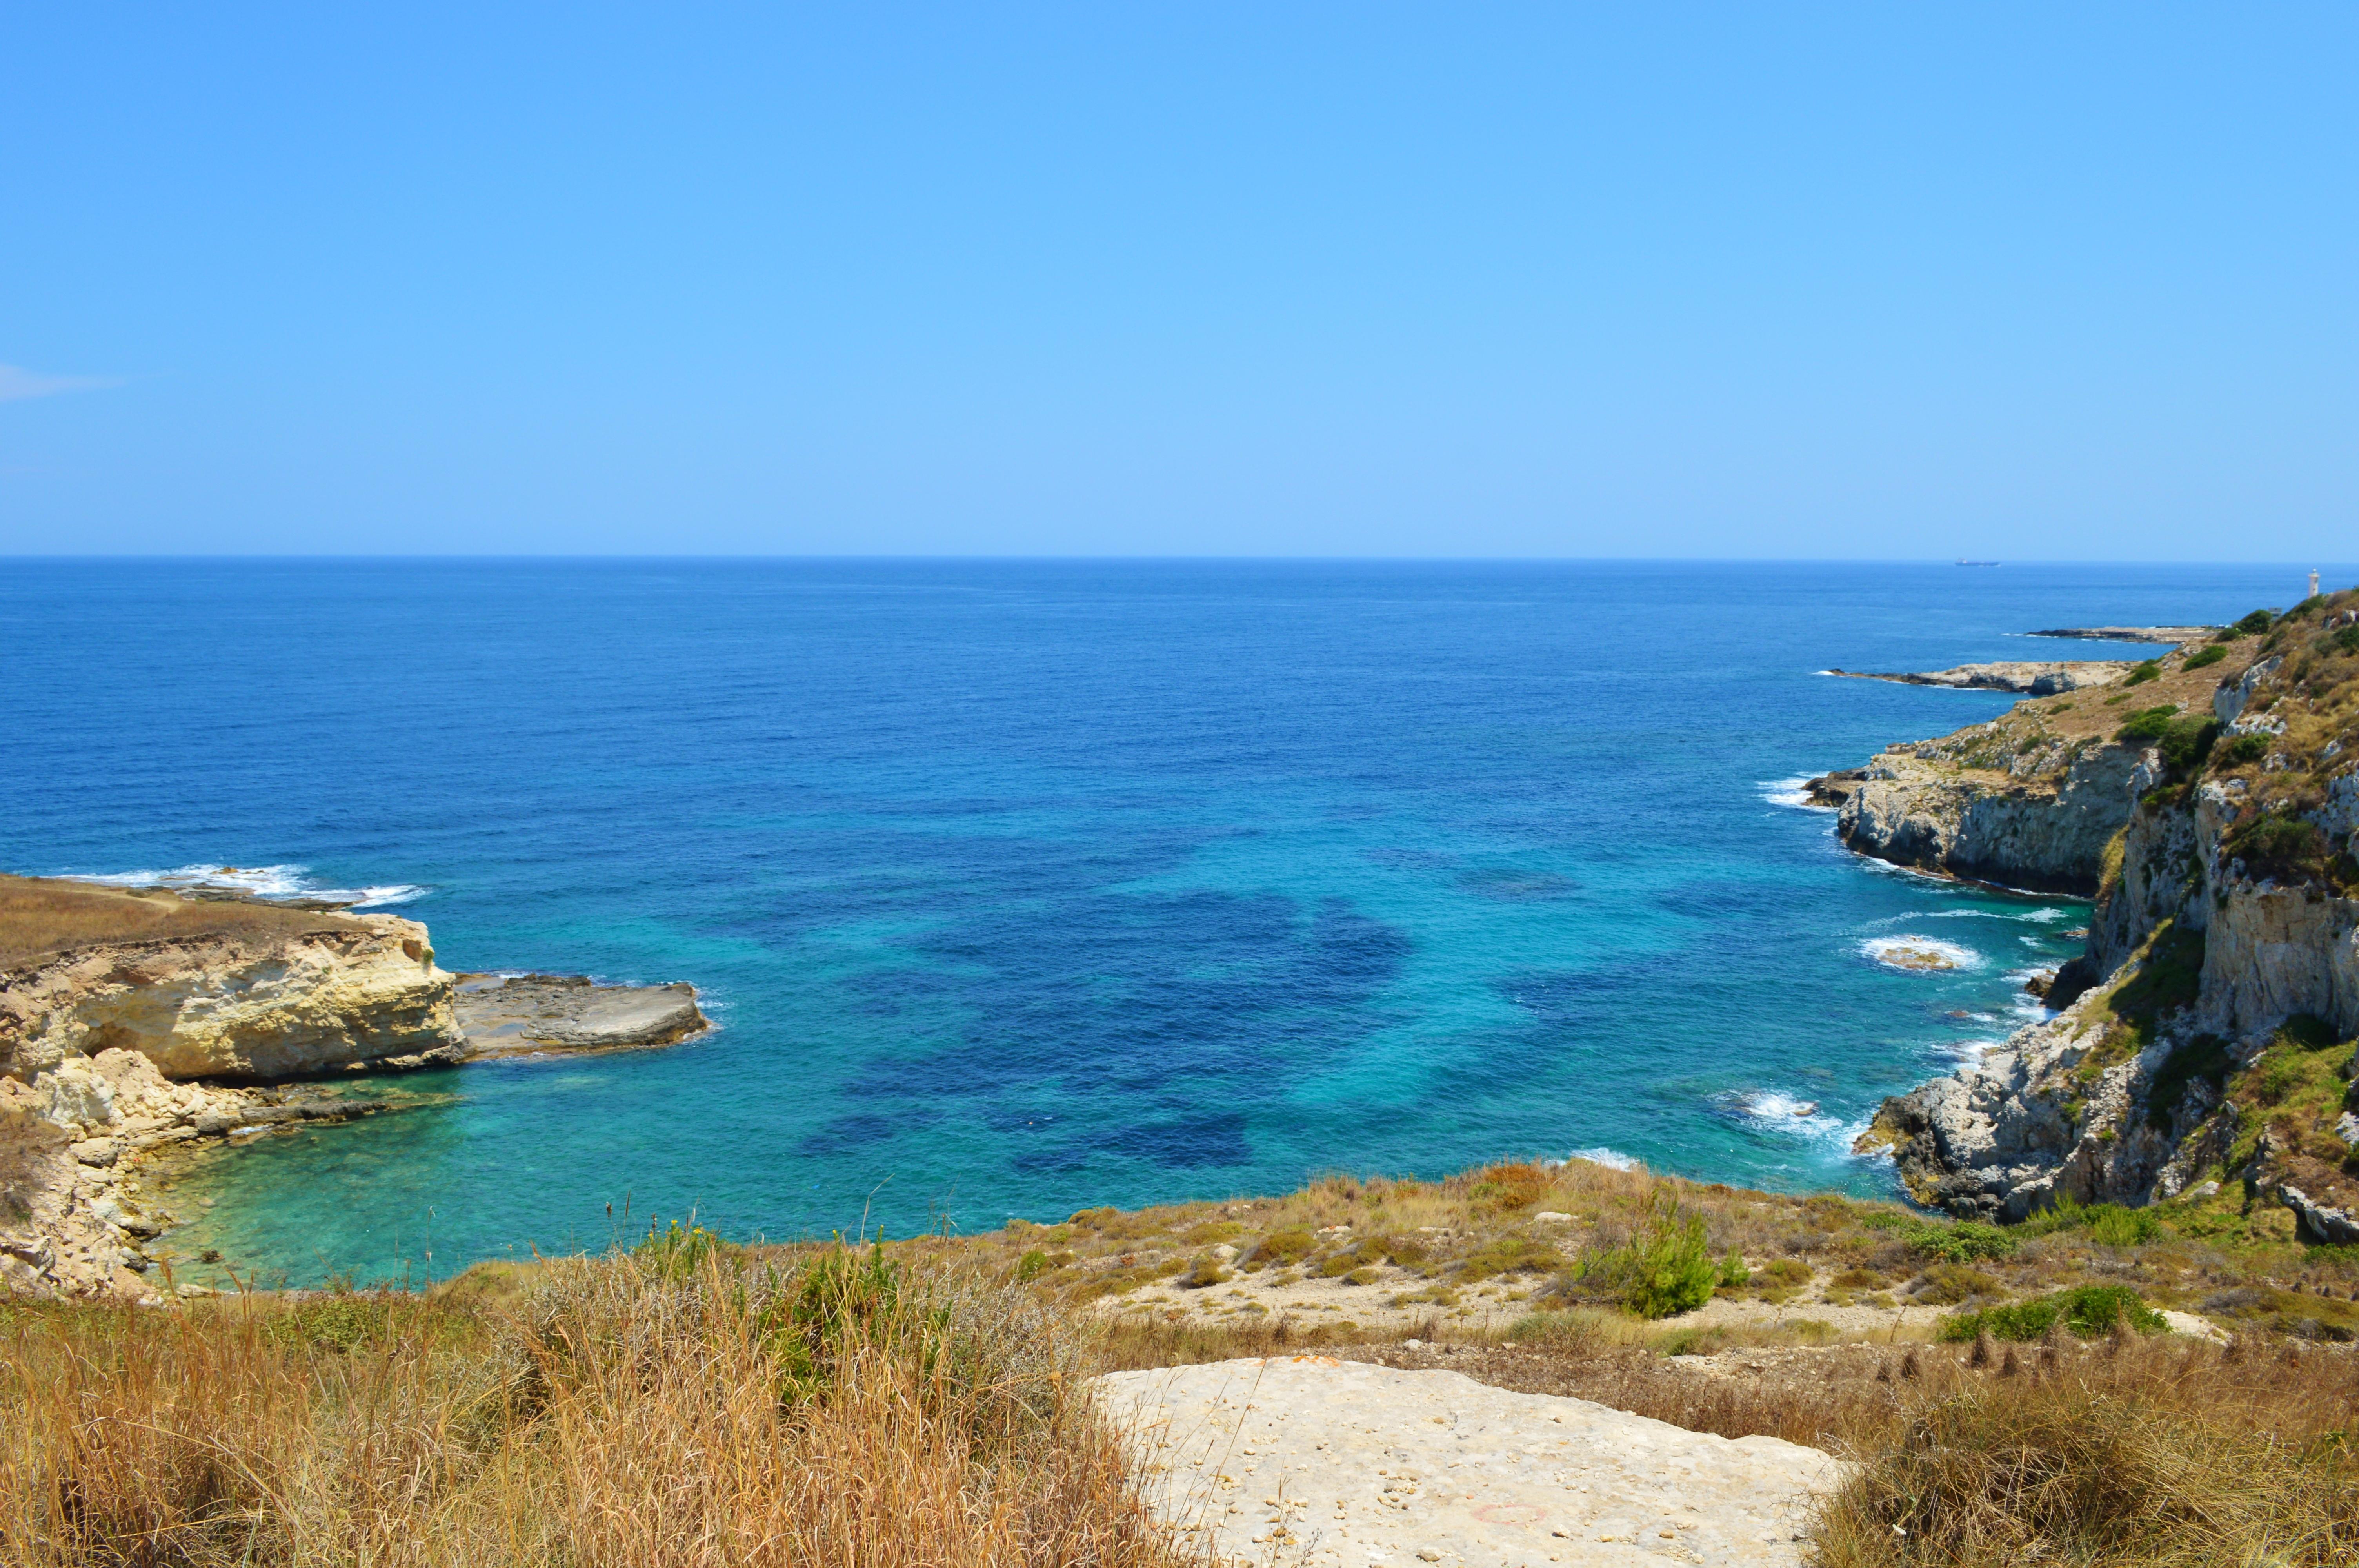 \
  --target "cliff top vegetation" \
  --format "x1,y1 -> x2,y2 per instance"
13,1159 -> 2359,1566
0,875 -> 370,971
1897,629 -> 2263,788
